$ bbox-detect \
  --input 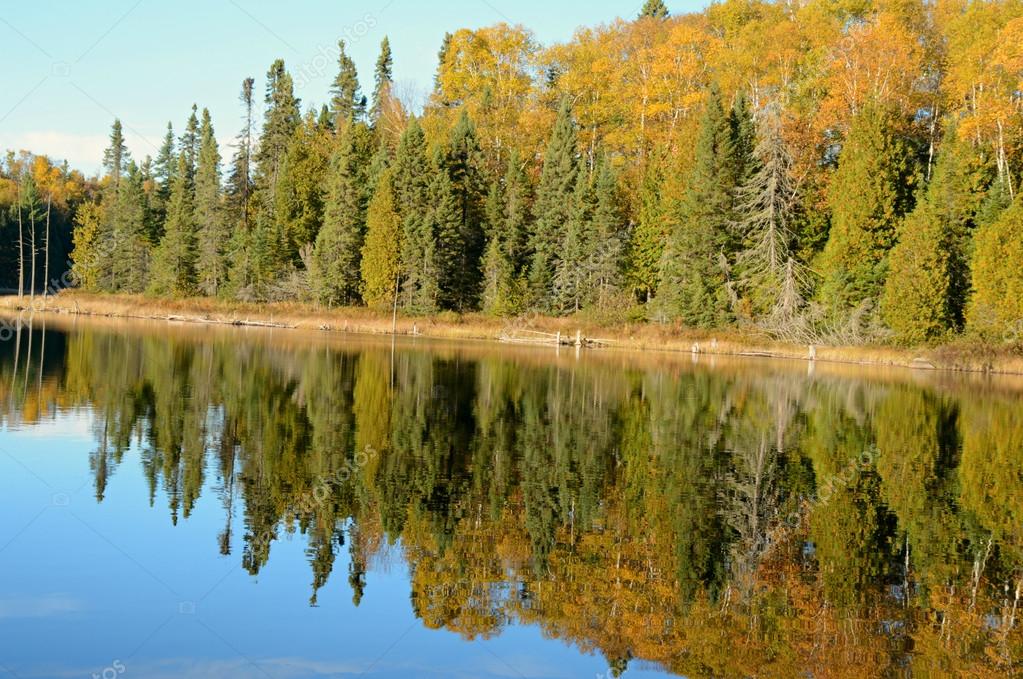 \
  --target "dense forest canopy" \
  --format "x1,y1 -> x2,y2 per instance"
4,0 -> 1023,344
